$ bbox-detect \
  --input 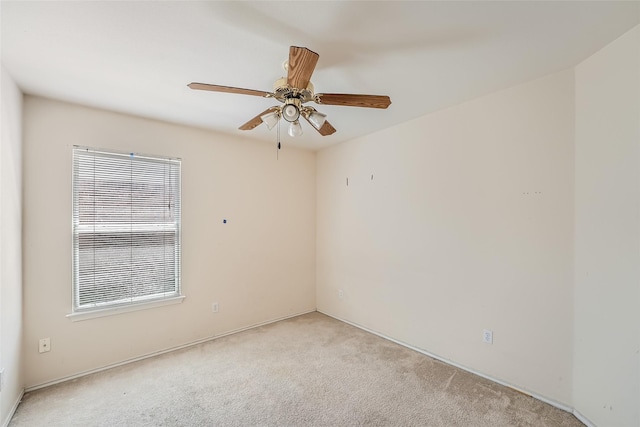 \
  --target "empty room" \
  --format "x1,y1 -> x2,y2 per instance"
1,1 -> 639,426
